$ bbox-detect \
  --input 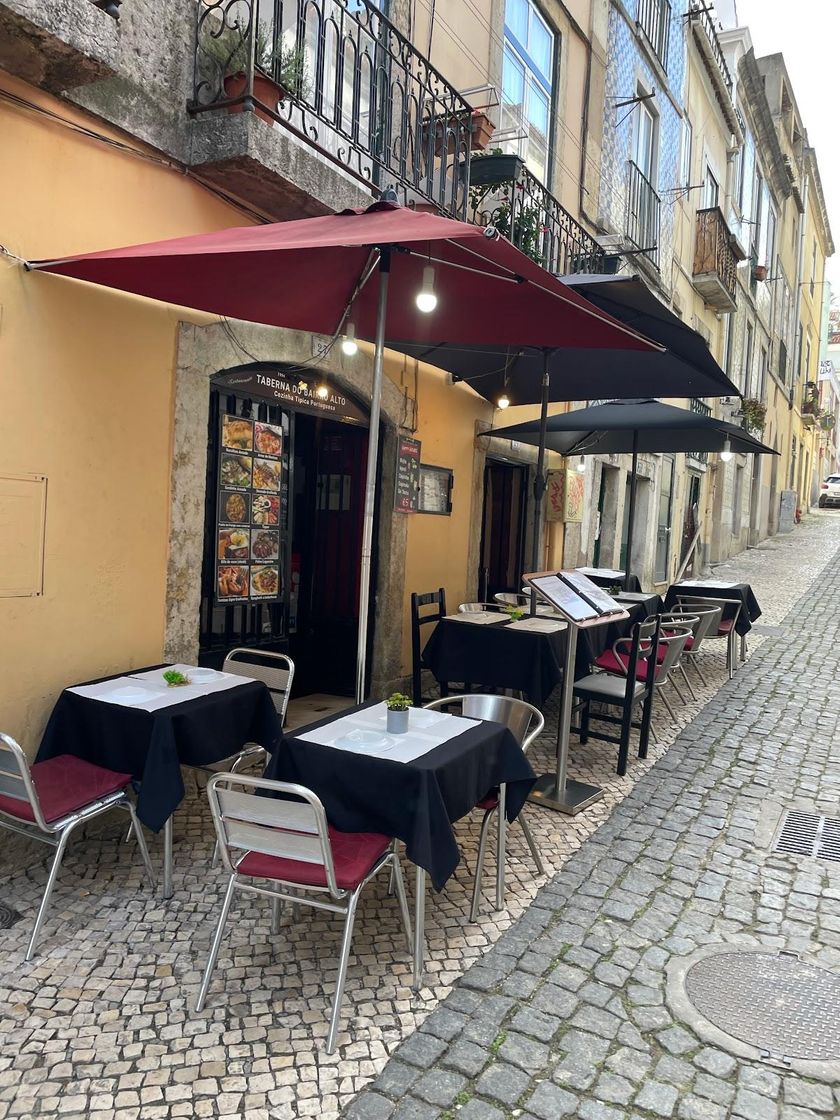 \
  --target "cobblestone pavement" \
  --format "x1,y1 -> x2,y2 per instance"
344,511 -> 840,1120
0,514 -> 838,1120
